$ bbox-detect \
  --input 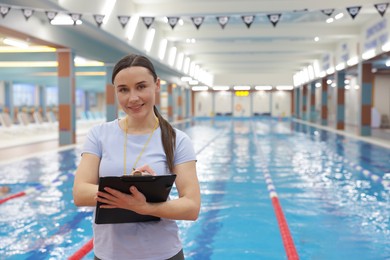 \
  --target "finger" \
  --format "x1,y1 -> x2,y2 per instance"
96,194 -> 115,205
129,186 -> 142,198
135,165 -> 157,176
103,187 -> 125,198
99,204 -> 118,209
